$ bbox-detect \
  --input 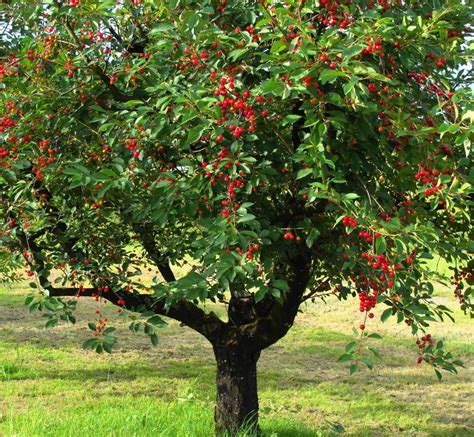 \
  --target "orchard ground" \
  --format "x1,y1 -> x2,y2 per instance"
0,268 -> 472,437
